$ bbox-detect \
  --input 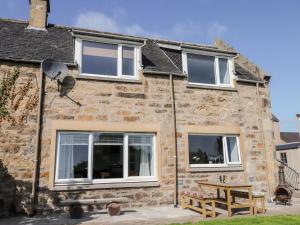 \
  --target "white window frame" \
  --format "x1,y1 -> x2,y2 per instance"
55,131 -> 157,185
188,134 -> 241,168
75,38 -> 141,80
182,51 -> 234,87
